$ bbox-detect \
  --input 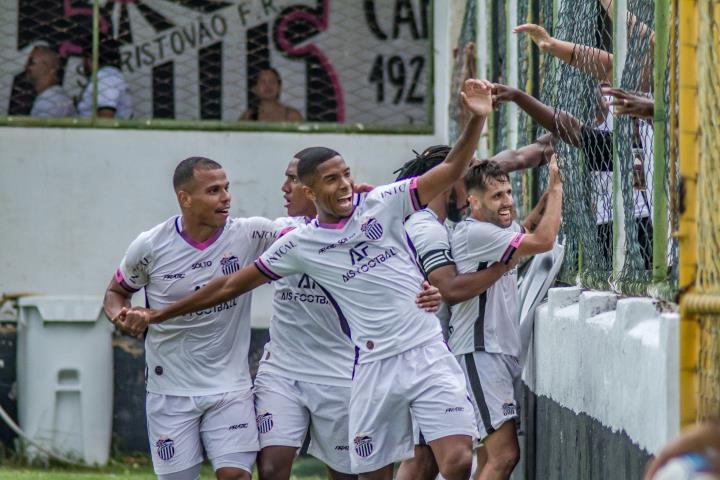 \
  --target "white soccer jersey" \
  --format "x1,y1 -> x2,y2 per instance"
78,66 -> 133,118
116,215 -> 277,395
449,219 -> 523,357
259,218 -> 356,387
255,178 -> 442,364
404,208 -> 455,338
404,209 -> 455,277
31,85 -> 76,117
